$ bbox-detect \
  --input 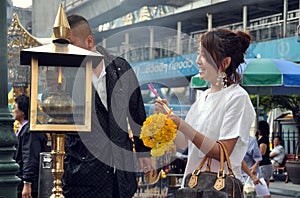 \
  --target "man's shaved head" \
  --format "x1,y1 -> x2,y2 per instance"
67,14 -> 95,50
67,14 -> 92,39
